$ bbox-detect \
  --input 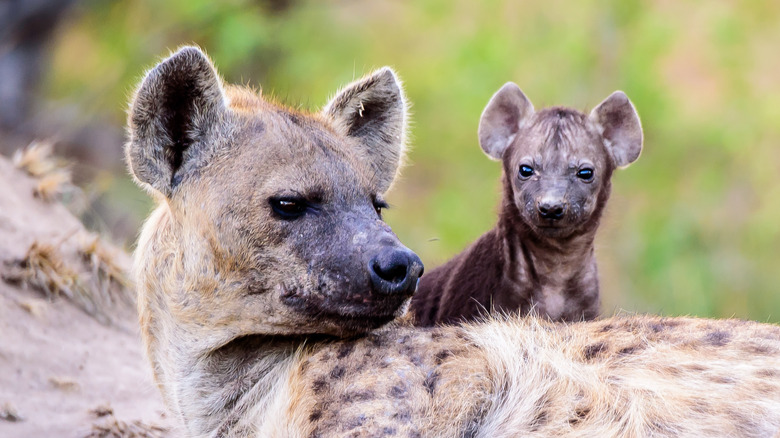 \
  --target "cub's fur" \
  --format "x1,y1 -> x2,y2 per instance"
411,84 -> 642,325
130,47 -> 780,437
